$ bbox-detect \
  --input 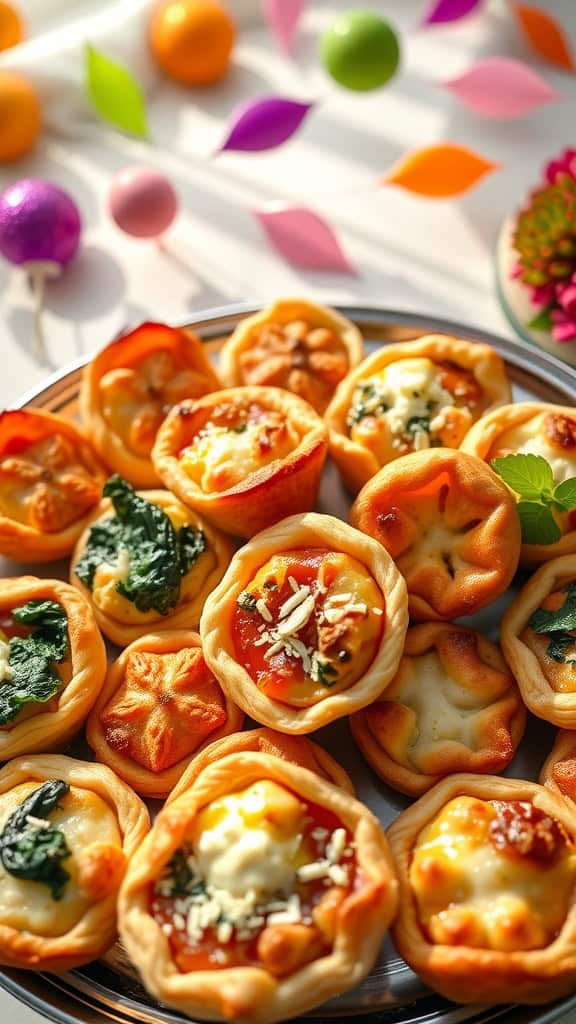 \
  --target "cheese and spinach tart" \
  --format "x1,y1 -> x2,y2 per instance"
152,386 -> 328,538
0,754 -> 149,972
351,449 -> 521,621
86,631 -> 244,799
219,298 -> 364,415
389,775 -> 576,1005
325,335 -> 510,492
200,512 -> 408,733
351,623 -> 526,796
0,409 -> 106,562
119,751 -> 397,1024
81,322 -> 221,489
0,577 -> 106,761
70,475 -> 233,647
540,730 -> 576,806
